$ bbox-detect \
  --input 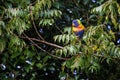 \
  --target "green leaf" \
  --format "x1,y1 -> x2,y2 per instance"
64,27 -> 71,34
58,35 -> 62,43
69,45 -> 75,54
111,14 -> 117,28
36,63 -> 43,69
0,38 -> 6,53
24,49 -> 34,58
53,2 -> 60,9
59,49 -> 63,56
63,48 -> 67,56
88,62 -> 100,73
43,56 -> 50,63
71,56 -> 80,69
0,21 -> 5,27
106,58 -> 111,64
59,72 -> 66,80
65,34 -> 70,44
0,29 -> 2,36
62,34 -> 66,43
54,35 -> 58,42
83,0 -> 90,5
11,52 -> 21,58
92,4 -> 103,13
